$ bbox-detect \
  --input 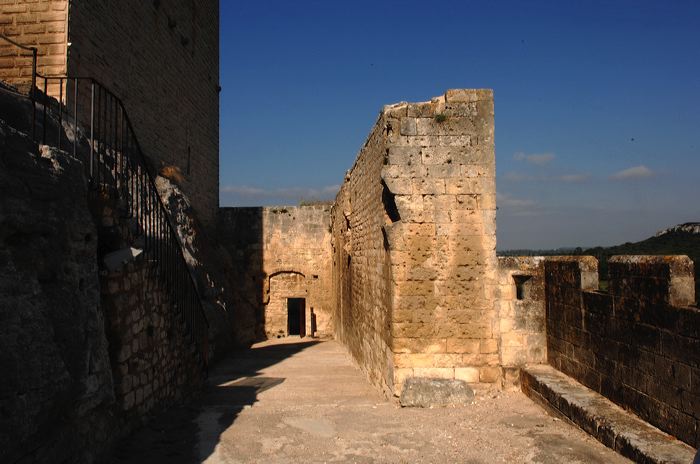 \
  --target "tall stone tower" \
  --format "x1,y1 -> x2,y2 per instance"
0,0 -> 220,229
